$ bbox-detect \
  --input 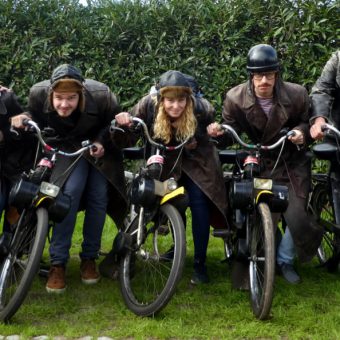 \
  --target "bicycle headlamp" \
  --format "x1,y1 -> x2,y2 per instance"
9,179 -> 40,209
40,182 -> 60,198
131,176 -> 157,207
